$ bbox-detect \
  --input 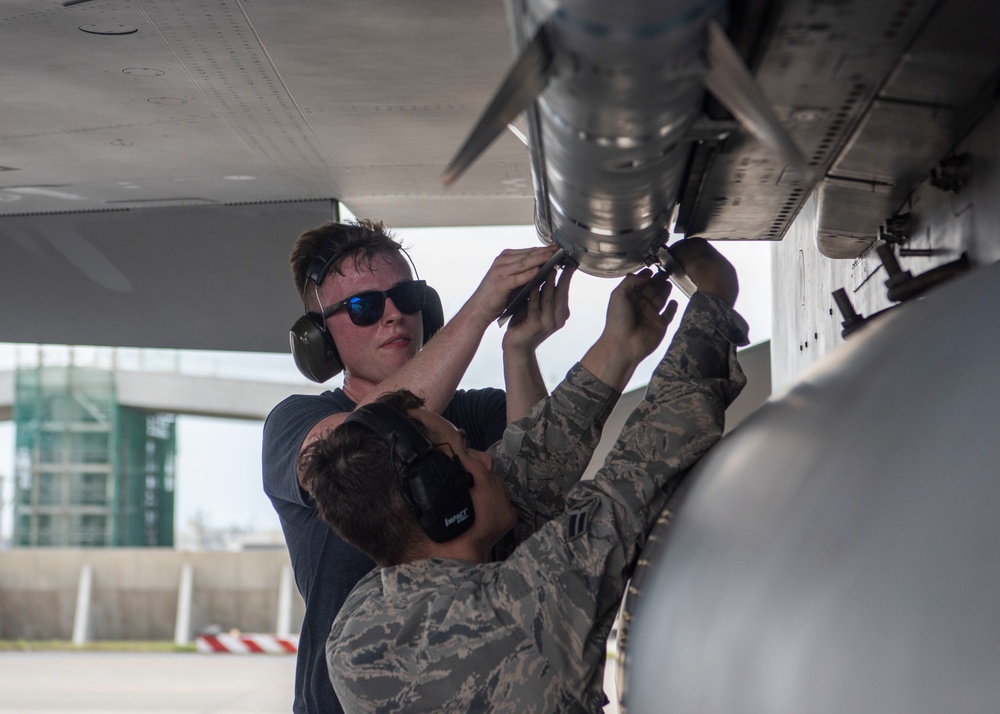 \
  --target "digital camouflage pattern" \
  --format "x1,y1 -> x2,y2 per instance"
489,360 -> 623,560
328,292 -> 749,713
